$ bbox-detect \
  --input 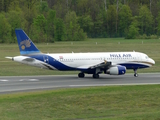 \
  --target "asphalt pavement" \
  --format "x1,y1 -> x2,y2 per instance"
0,73 -> 160,94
